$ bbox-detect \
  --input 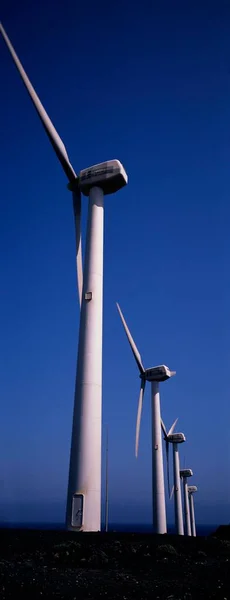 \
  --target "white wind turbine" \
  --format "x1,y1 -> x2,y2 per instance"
161,418 -> 185,535
116,303 -> 176,534
188,485 -> 198,537
1,23 -> 128,532
180,468 -> 193,536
